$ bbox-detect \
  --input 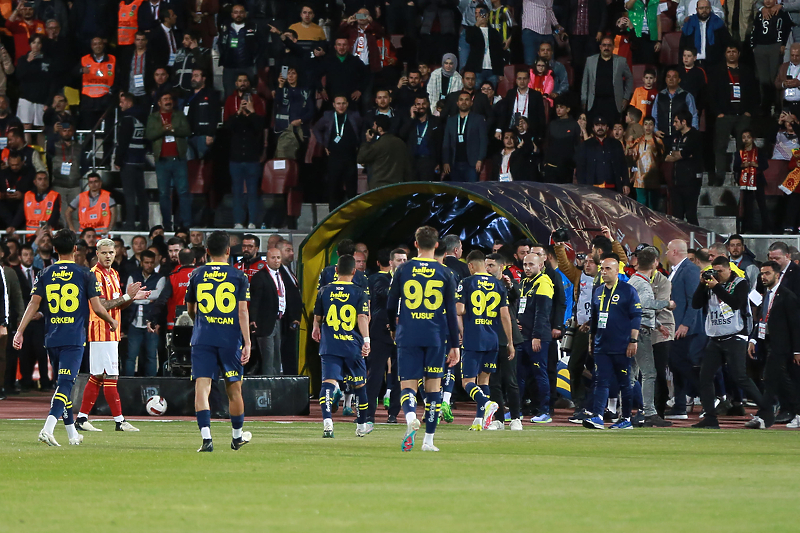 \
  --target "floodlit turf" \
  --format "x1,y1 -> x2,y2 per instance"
1,420 -> 799,533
